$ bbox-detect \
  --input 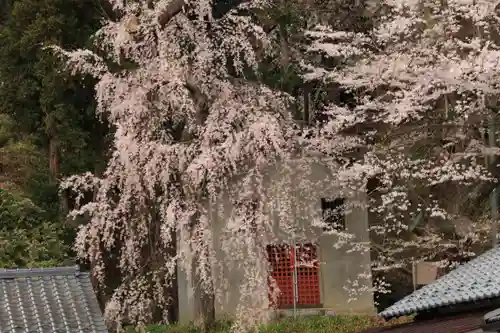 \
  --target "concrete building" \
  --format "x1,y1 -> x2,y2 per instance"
178,159 -> 376,323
